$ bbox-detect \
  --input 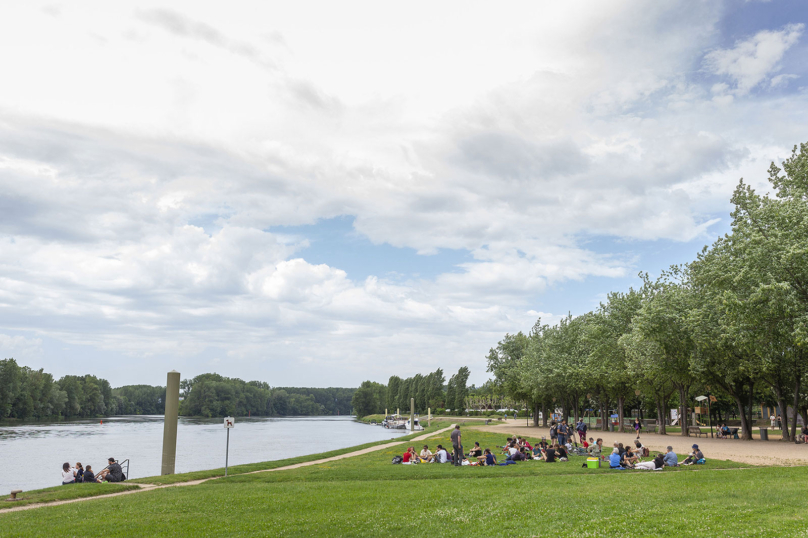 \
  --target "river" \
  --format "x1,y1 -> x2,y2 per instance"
0,415 -> 408,493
